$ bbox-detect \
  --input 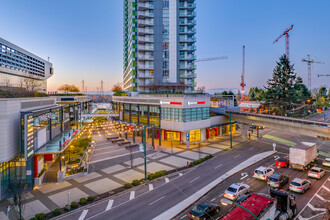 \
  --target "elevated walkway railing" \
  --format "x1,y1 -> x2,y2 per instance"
225,110 -> 330,128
